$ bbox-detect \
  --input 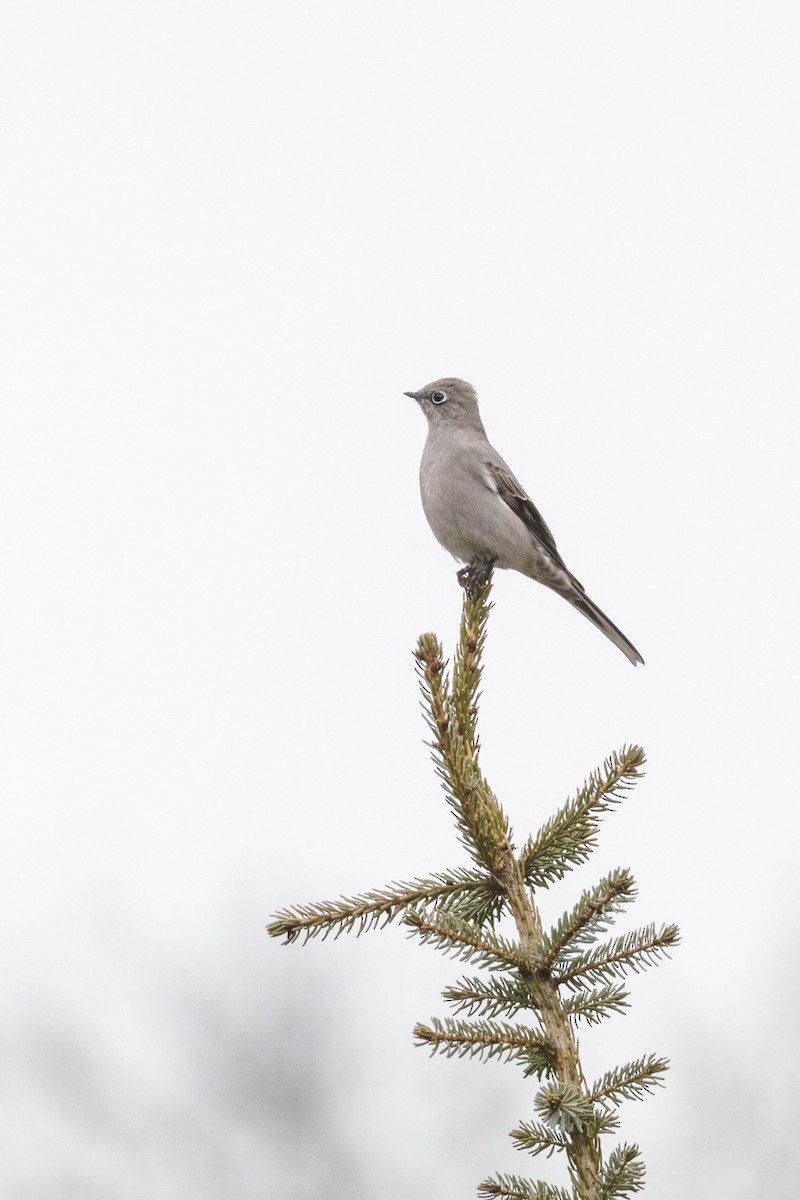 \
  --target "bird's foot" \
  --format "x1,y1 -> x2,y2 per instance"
457,560 -> 496,594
